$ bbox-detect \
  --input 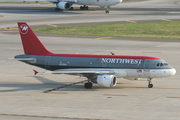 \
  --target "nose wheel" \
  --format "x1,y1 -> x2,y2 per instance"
148,84 -> 153,88
147,78 -> 153,88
